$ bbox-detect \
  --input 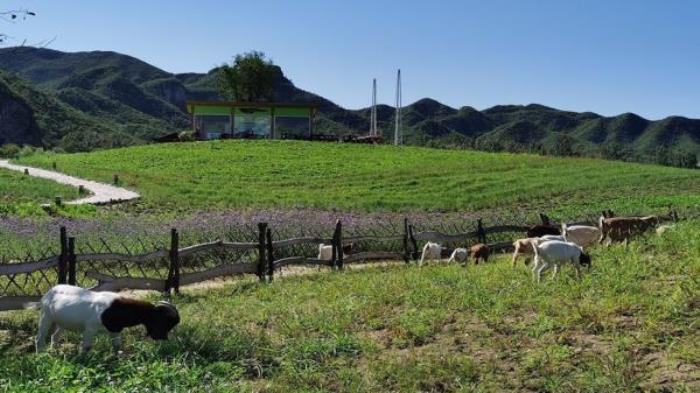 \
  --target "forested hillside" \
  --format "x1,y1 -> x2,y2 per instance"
0,47 -> 698,167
